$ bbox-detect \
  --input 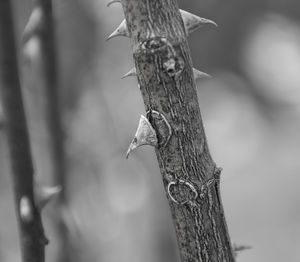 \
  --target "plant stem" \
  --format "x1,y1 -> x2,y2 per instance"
120,0 -> 235,261
30,1 -> 70,261
0,1 -> 47,261
33,0 -> 65,197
